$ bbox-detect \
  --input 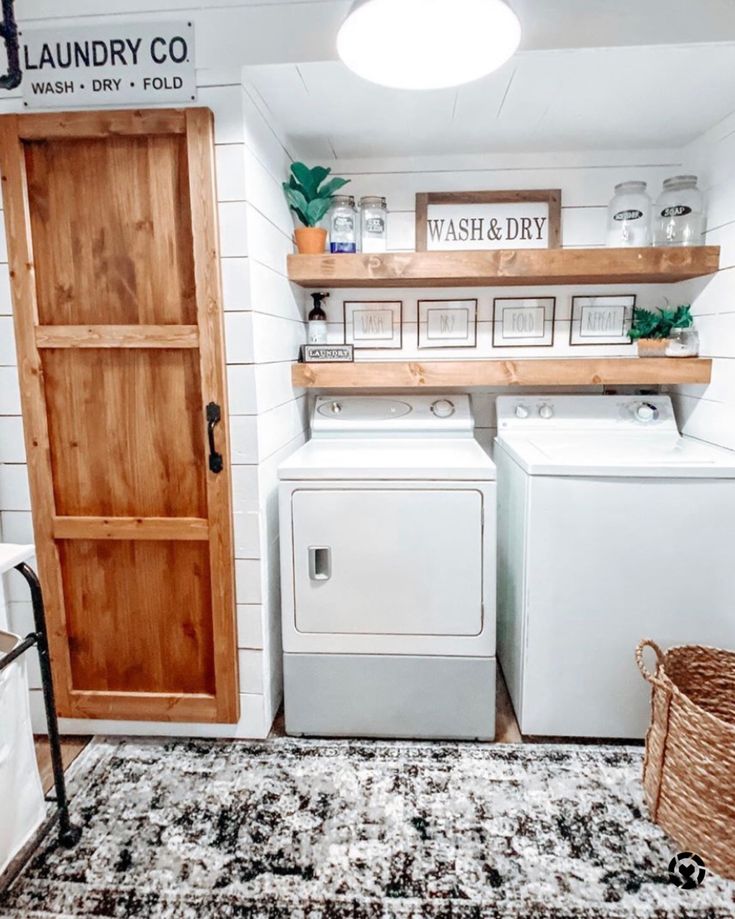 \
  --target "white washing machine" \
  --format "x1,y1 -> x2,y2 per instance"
279,394 -> 496,739
495,394 -> 735,739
